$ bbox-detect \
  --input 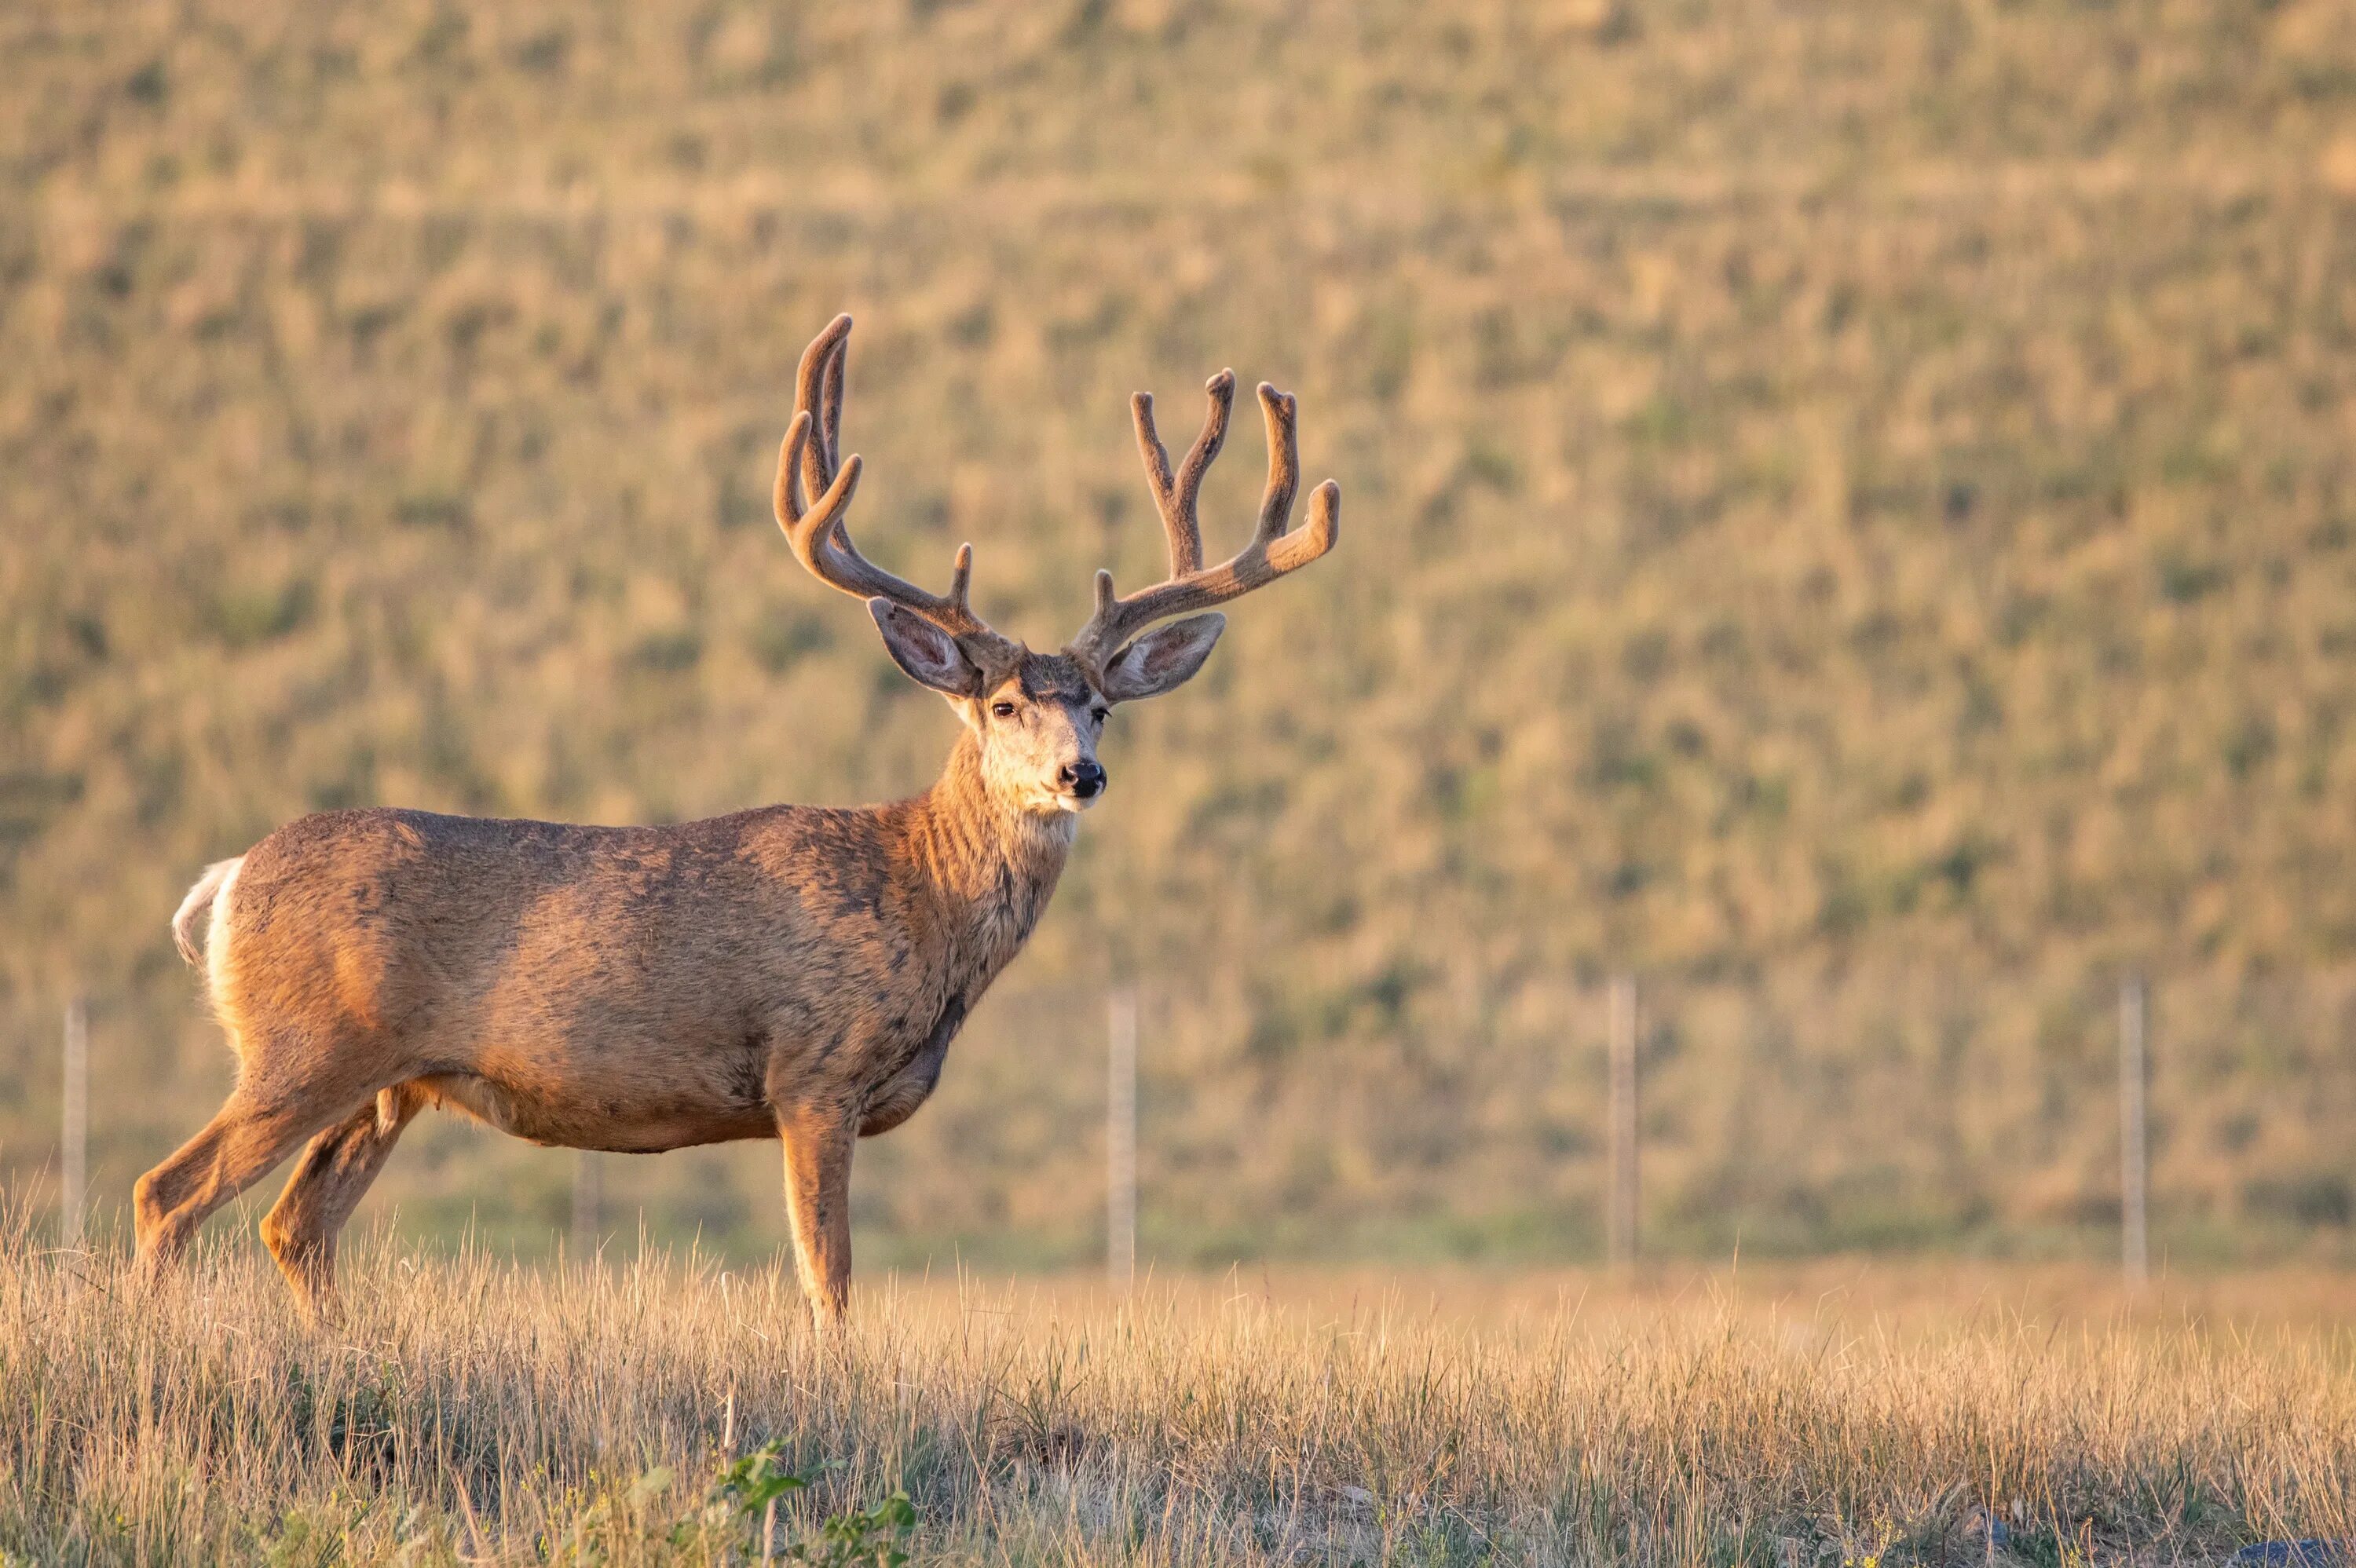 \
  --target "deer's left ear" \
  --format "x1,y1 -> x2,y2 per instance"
1099,614 -> 1225,703
870,600 -> 987,697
